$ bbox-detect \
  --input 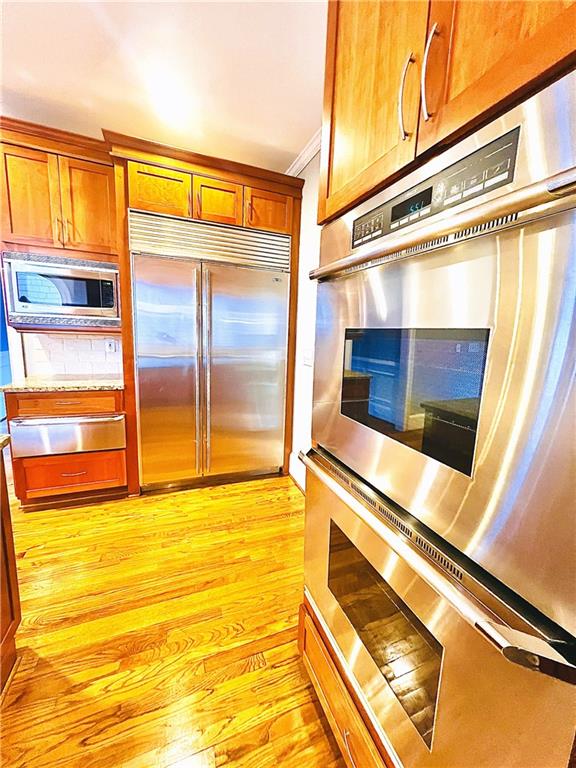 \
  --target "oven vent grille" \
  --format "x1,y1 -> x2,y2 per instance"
322,457 -> 465,582
414,535 -> 464,581
376,503 -> 413,538
405,235 -> 449,254
454,212 -> 518,240
328,464 -> 414,540
329,465 -> 354,488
